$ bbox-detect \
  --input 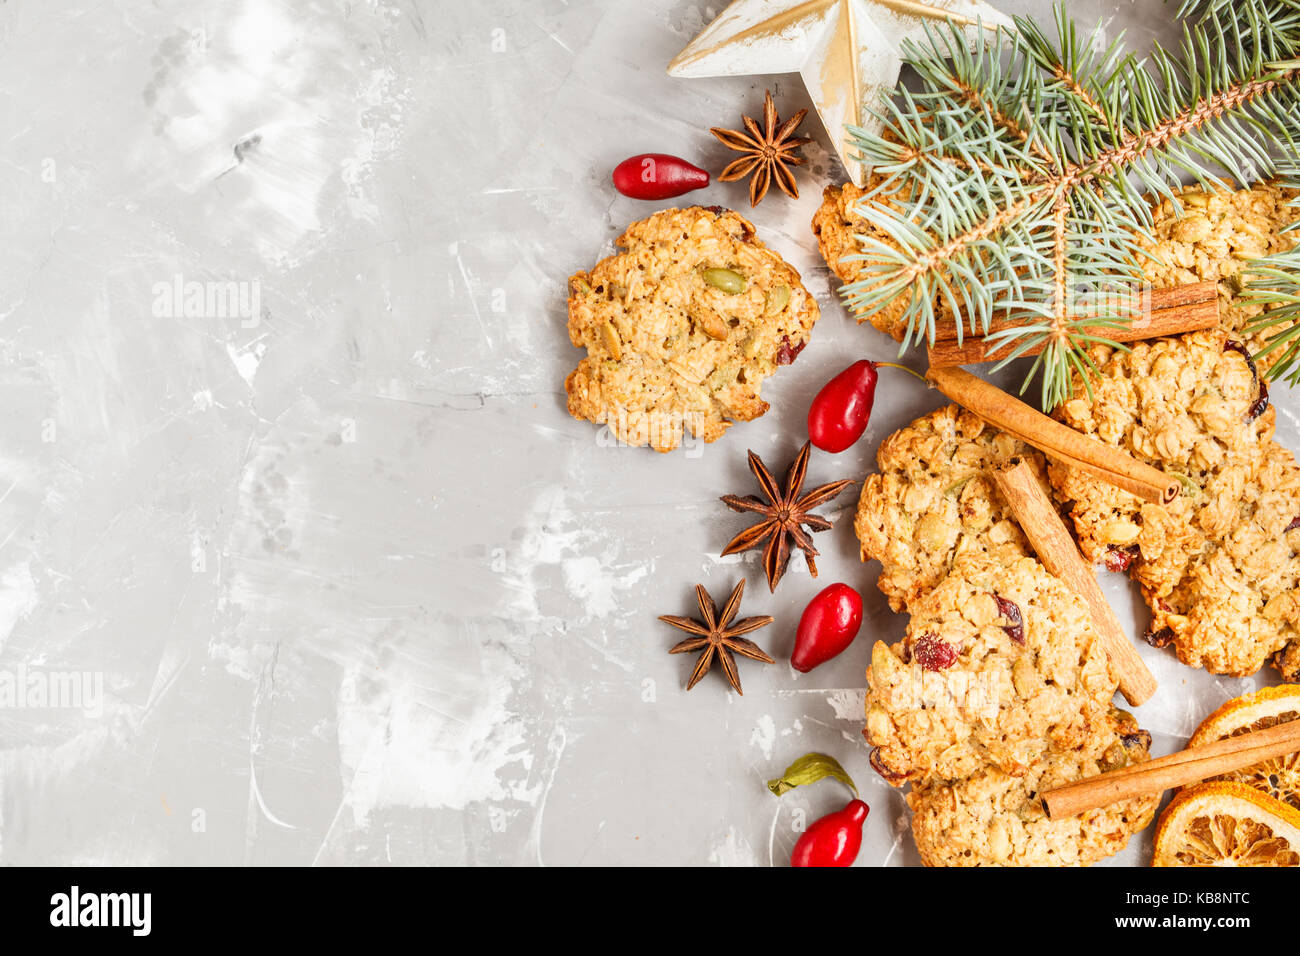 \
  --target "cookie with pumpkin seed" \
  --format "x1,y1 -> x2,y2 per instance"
1050,329 -> 1273,578
1140,180 -> 1298,369
1049,328 -> 1300,679
907,714 -> 1158,867
565,206 -> 819,452
1143,440 -> 1300,679
864,553 -> 1119,787
854,404 -> 1047,612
